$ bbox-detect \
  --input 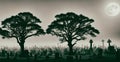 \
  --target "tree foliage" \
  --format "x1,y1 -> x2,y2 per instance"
1,12 -> 45,40
47,12 -> 99,45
